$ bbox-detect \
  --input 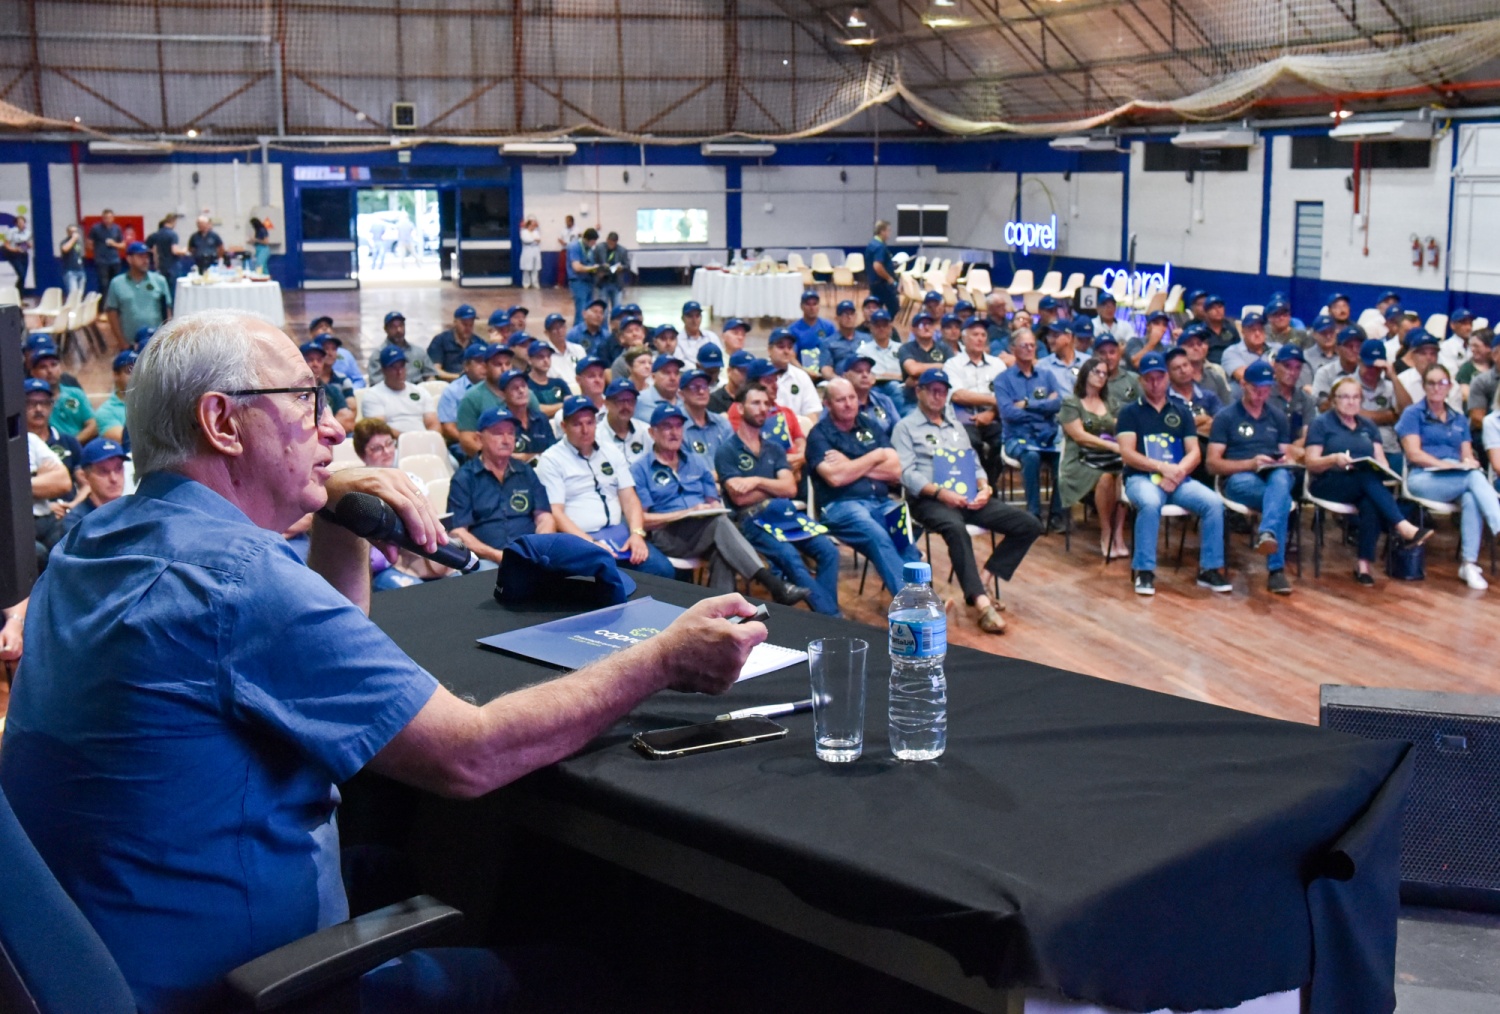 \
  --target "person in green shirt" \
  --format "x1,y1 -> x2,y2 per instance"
103,242 -> 172,351
29,340 -> 97,442
95,349 -> 137,441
